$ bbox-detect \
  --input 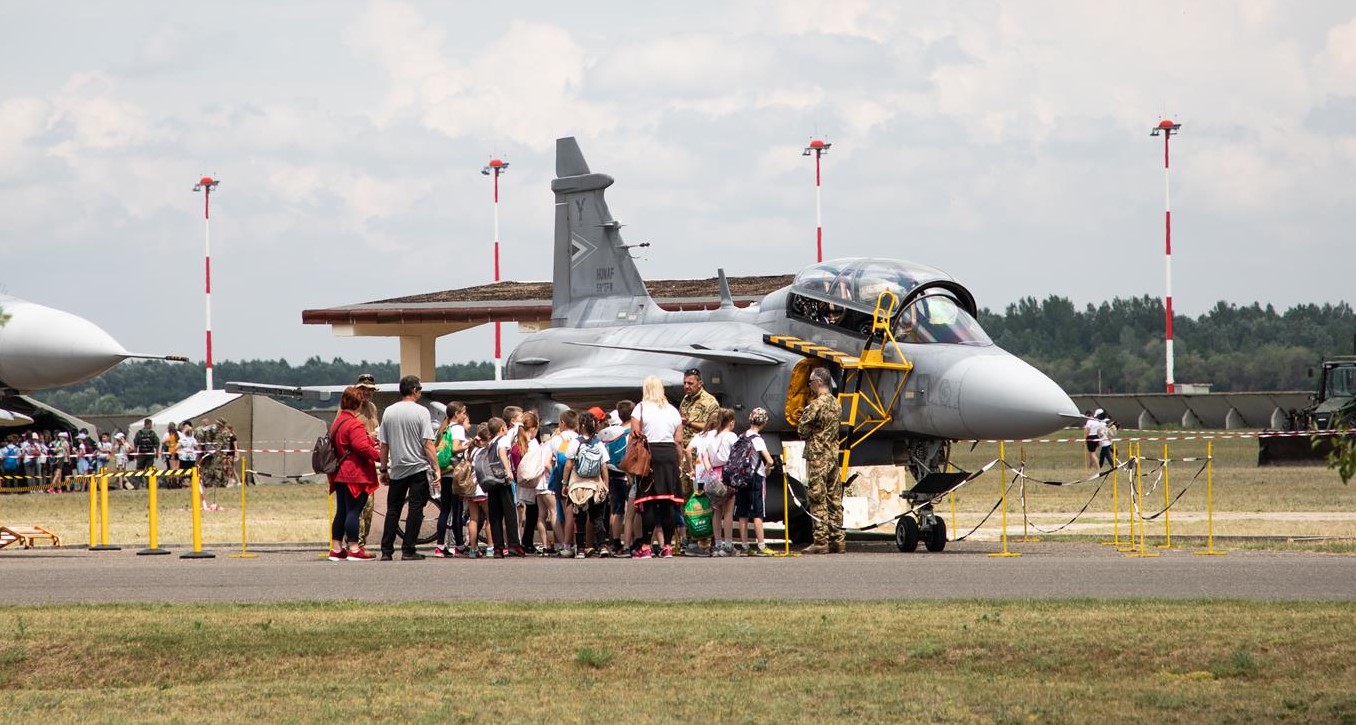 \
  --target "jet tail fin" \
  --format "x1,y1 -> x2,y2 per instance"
551,137 -> 650,326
